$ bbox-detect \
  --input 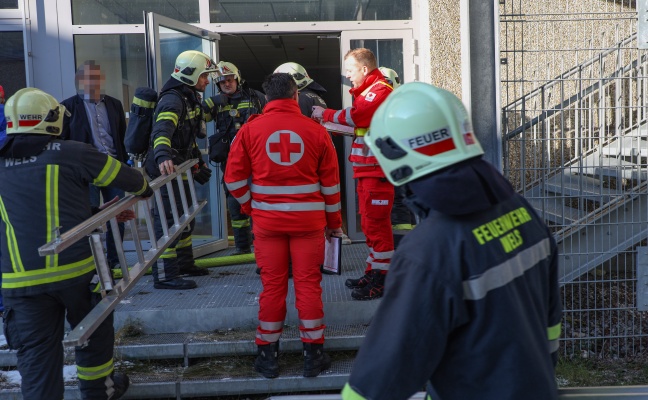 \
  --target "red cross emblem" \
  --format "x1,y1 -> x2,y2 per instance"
266,130 -> 304,165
